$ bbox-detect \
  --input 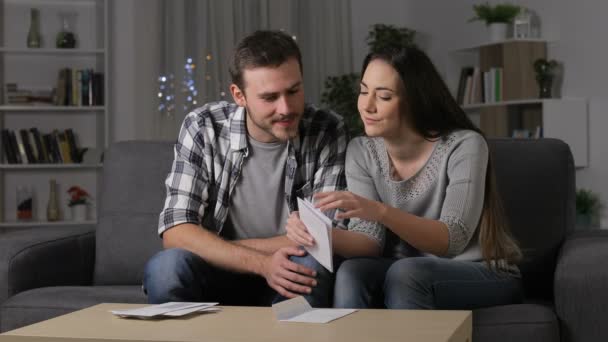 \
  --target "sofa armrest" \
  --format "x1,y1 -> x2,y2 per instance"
0,226 -> 95,304
555,230 -> 608,342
